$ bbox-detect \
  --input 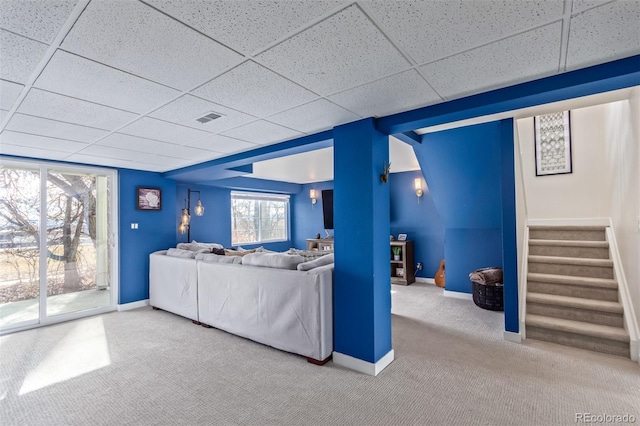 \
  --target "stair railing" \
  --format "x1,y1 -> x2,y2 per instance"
519,226 -> 530,340
606,223 -> 639,362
